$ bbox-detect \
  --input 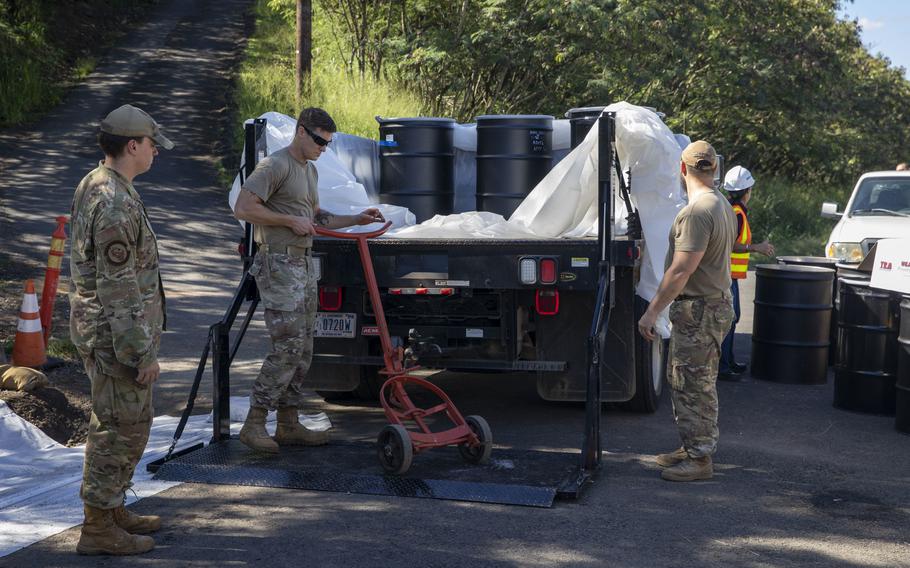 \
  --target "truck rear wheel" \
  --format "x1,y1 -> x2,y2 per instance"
621,295 -> 667,413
